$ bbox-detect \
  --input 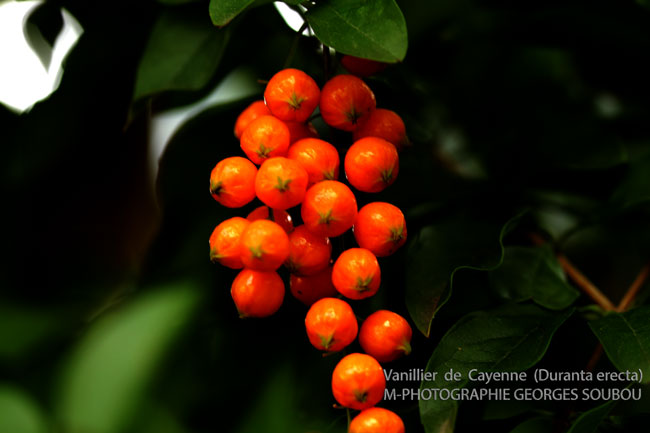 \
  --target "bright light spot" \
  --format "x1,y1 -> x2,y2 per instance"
0,1 -> 83,113
273,2 -> 310,35
594,93 -> 622,119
